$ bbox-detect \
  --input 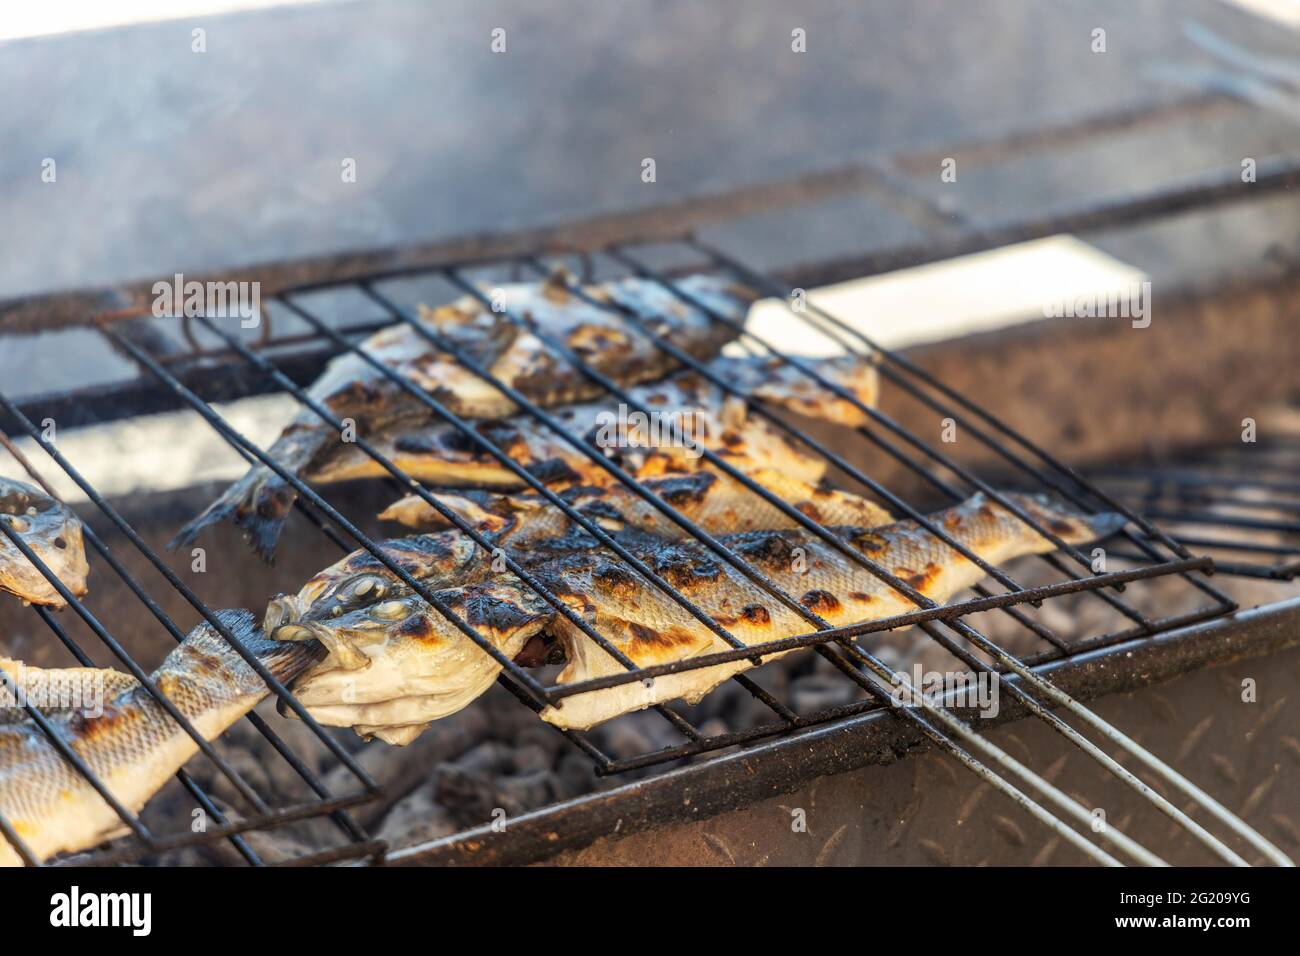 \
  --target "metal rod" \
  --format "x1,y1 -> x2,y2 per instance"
0,397 -> 378,848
